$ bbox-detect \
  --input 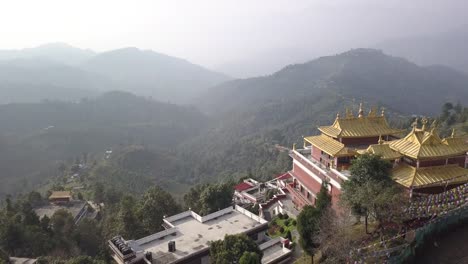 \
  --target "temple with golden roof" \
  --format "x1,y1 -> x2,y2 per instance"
362,118 -> 468,194
287,104 -> 468,209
